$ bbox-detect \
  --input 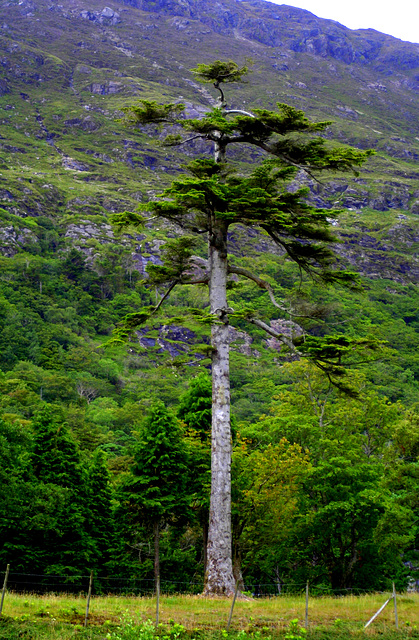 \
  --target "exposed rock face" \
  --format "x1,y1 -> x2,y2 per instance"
84,82 -> 124,95
137,324 -> 208,358
0,225 -> 37,257
265,320 -> 303,356
134,323 -> 260,362
121,0 -> 419,75
65,220 -> 114,244
229,327 -> 260,358
62,157 -> 91,172
80,6 -> 121,25
411,201 -> 419,215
